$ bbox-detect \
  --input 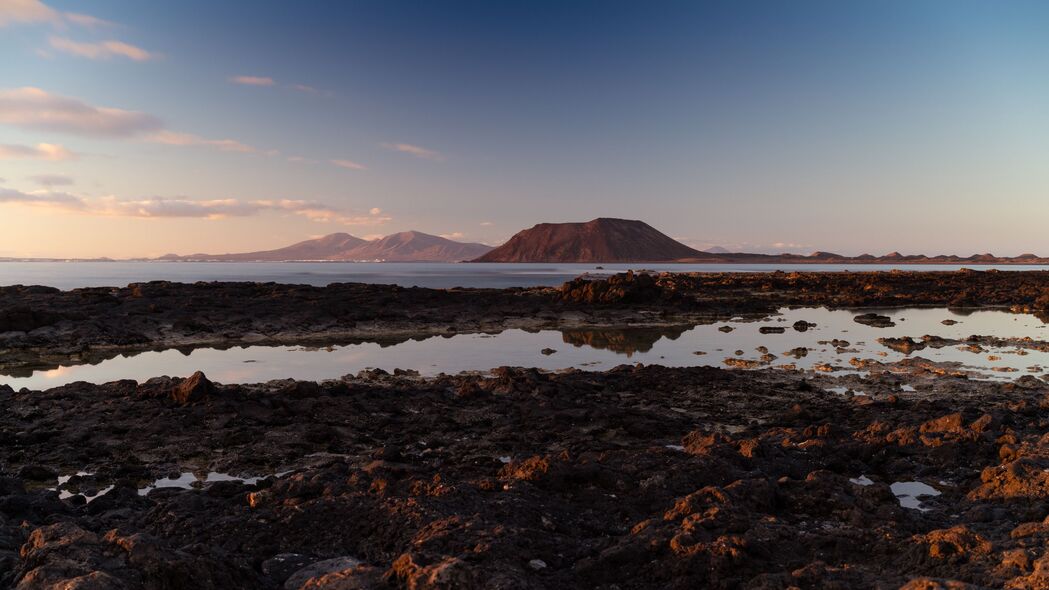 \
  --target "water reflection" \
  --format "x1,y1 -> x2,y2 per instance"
560,325 -> 691,356
4,307 -> 1049,389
